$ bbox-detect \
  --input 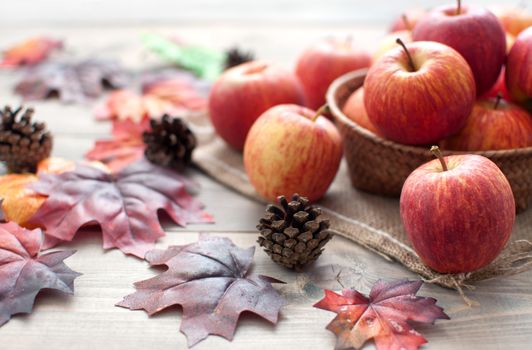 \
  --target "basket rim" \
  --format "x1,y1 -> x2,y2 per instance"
326,68 -> 532,157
